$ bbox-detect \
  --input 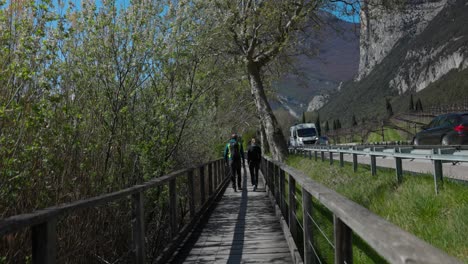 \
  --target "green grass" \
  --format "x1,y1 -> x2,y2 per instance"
366,127 -> 404,143
286,155 -> 468,263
